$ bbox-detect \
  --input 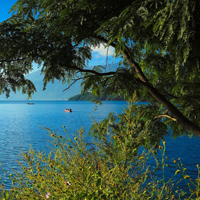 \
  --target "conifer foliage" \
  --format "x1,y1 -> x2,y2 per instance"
1,0 -> 200,137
